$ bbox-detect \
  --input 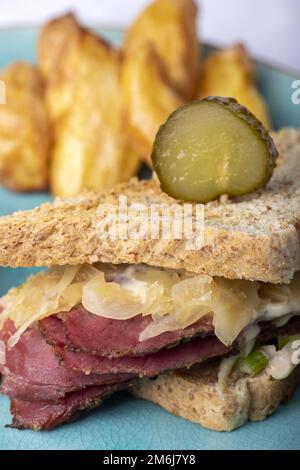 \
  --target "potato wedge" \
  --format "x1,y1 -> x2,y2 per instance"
122,44 -> 184,164
198,44 -> 271,129
124,0 -> 199,100
39,15 -> 141,197
38,13 -> 81,122
0,62 -> 50,191
39,13 -> 81,80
